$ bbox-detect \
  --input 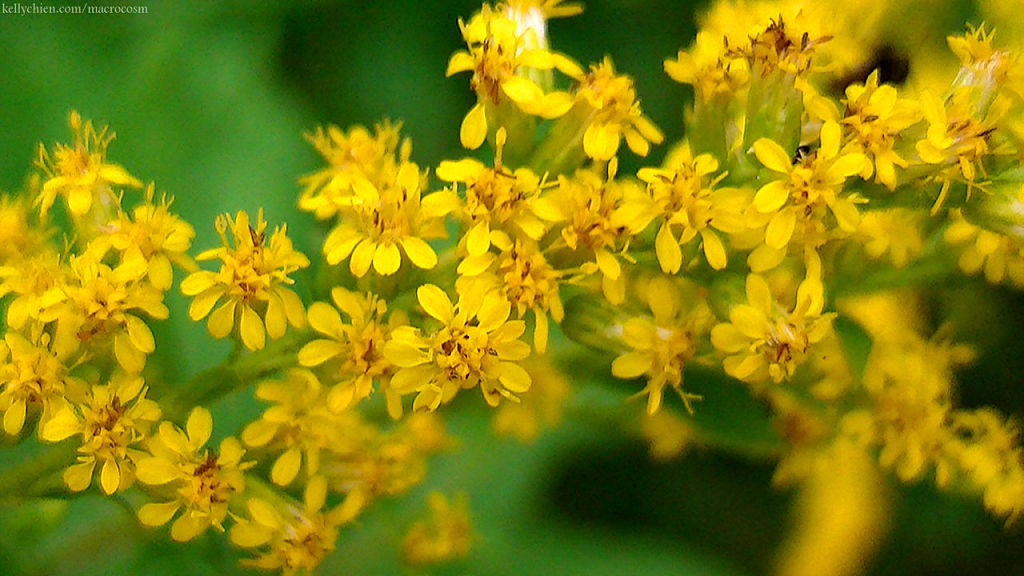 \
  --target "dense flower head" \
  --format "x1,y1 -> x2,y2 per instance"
320,161 -> 454,277
711,270 -> 834,383
572,57 -> 664,160
34,110 -> 142,219
402,492 -> 473,566
383,283 -> 532,412
41,372 -> 161,494
180,209 -> 308,350
0,330 -> 84,436
299,287 -> 402,414
231,476 -> 365,575
611,277 -> 714,414
446,2 -> 583,148
136,407 -> 251,542
664,31 -> 751,103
